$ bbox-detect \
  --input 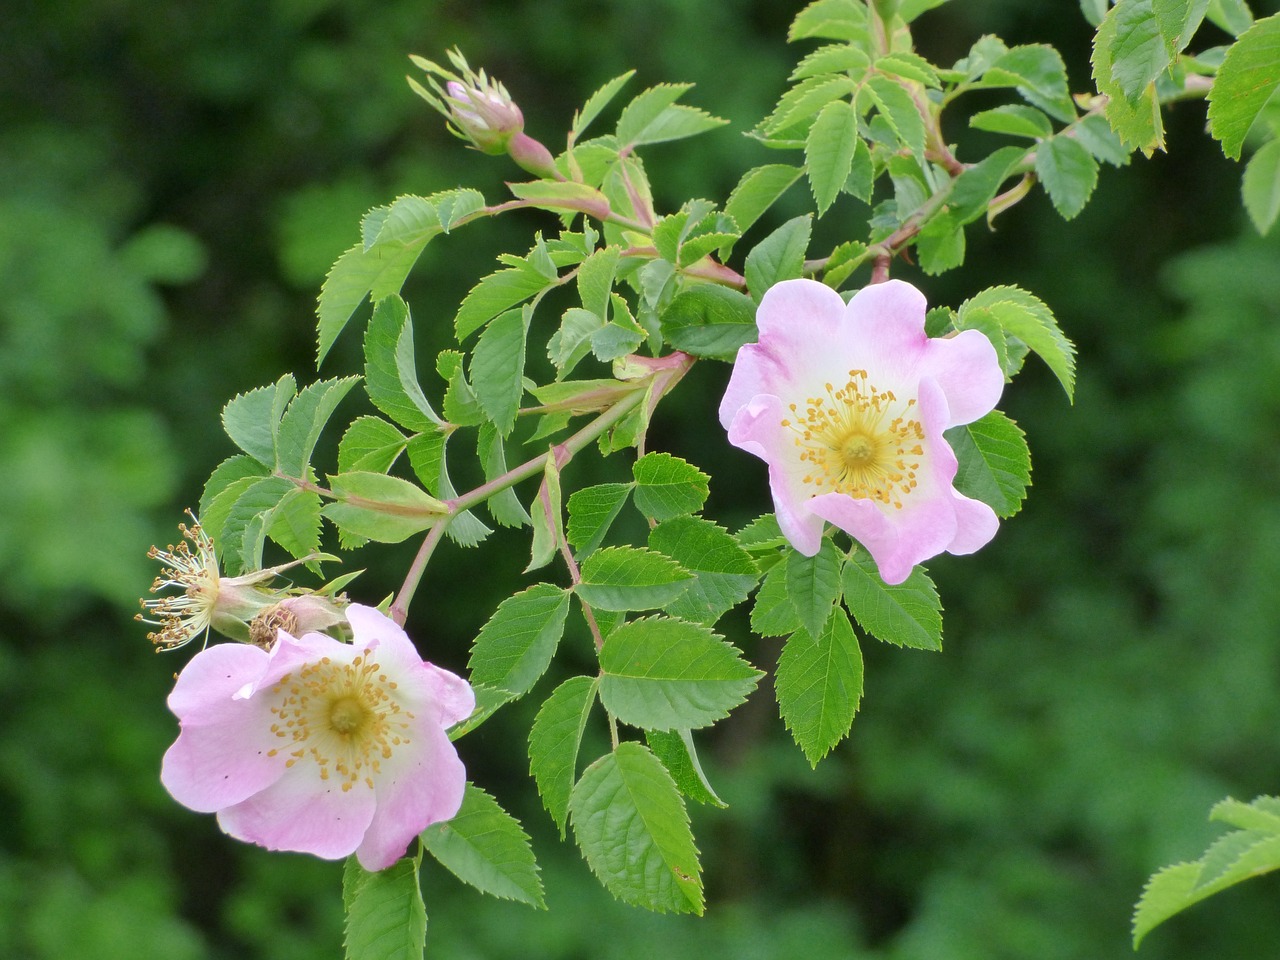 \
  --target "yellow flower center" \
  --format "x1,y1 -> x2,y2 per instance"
267,654 -> 412,792
781,368 -> 925,510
